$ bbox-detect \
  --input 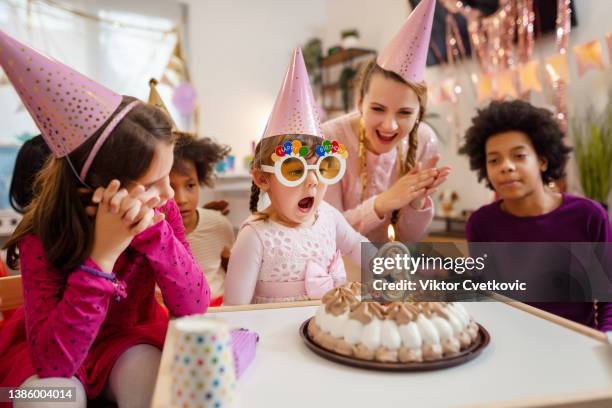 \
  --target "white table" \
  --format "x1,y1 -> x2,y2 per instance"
153,302 -> 612,408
